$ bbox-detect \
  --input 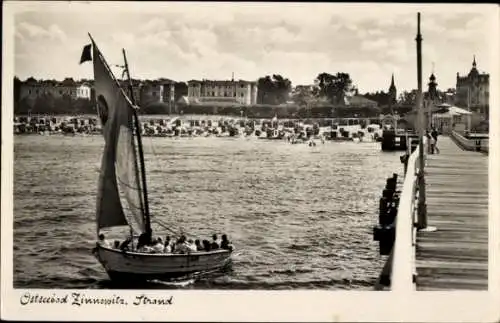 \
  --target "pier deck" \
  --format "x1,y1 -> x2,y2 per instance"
415,136 -> 488,290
